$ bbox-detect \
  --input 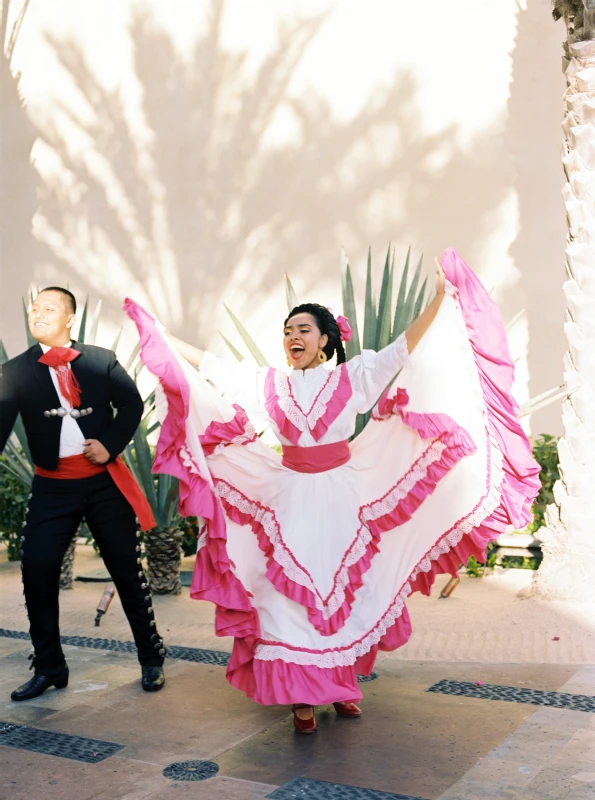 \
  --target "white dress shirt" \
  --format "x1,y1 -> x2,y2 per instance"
40,342 -> 86,458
